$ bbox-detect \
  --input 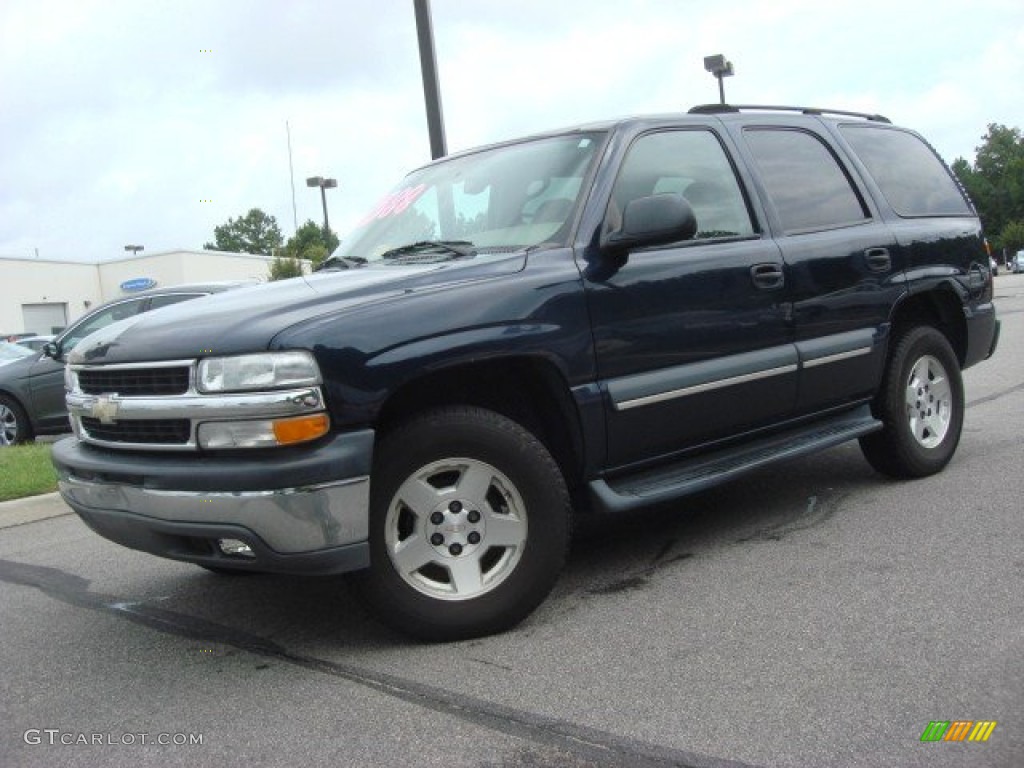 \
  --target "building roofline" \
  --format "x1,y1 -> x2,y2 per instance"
2,249 -> 277,266
0,256 -> 100,267
95,249 -> 275,263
